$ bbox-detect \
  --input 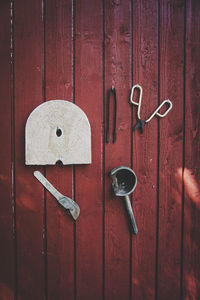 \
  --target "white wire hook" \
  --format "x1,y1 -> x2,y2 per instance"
130,84 -> 173,124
